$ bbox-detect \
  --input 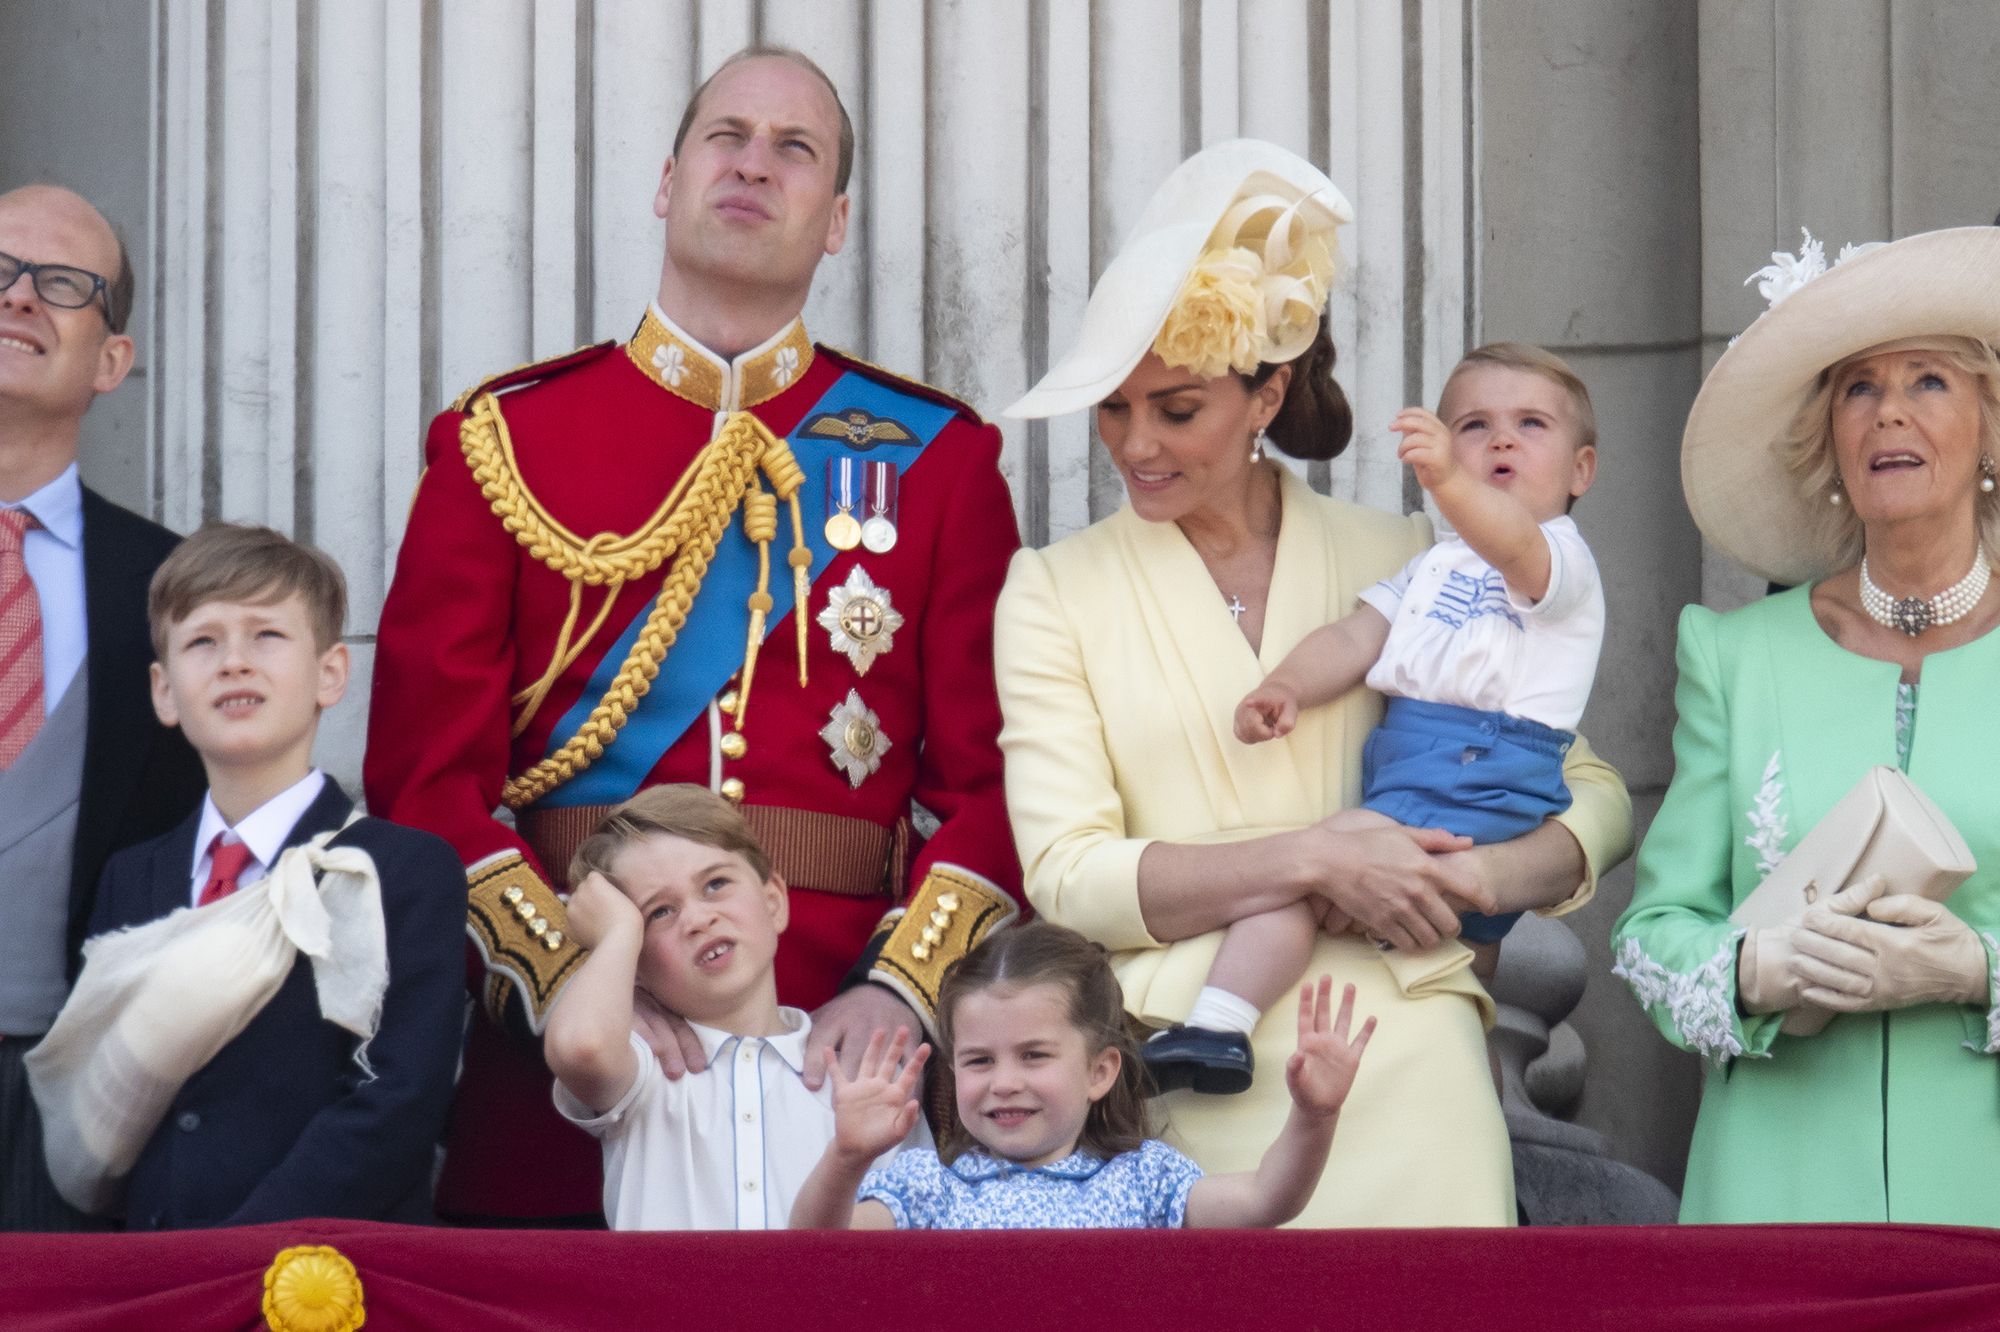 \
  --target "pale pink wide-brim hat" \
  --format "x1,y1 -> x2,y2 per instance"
1006,139 -> 1353,420
1683,226 -> 2000,585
